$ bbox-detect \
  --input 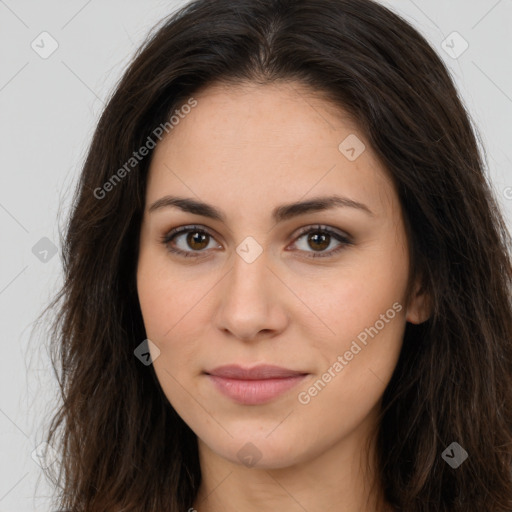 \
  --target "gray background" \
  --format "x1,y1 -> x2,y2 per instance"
0,0 -> 511,510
